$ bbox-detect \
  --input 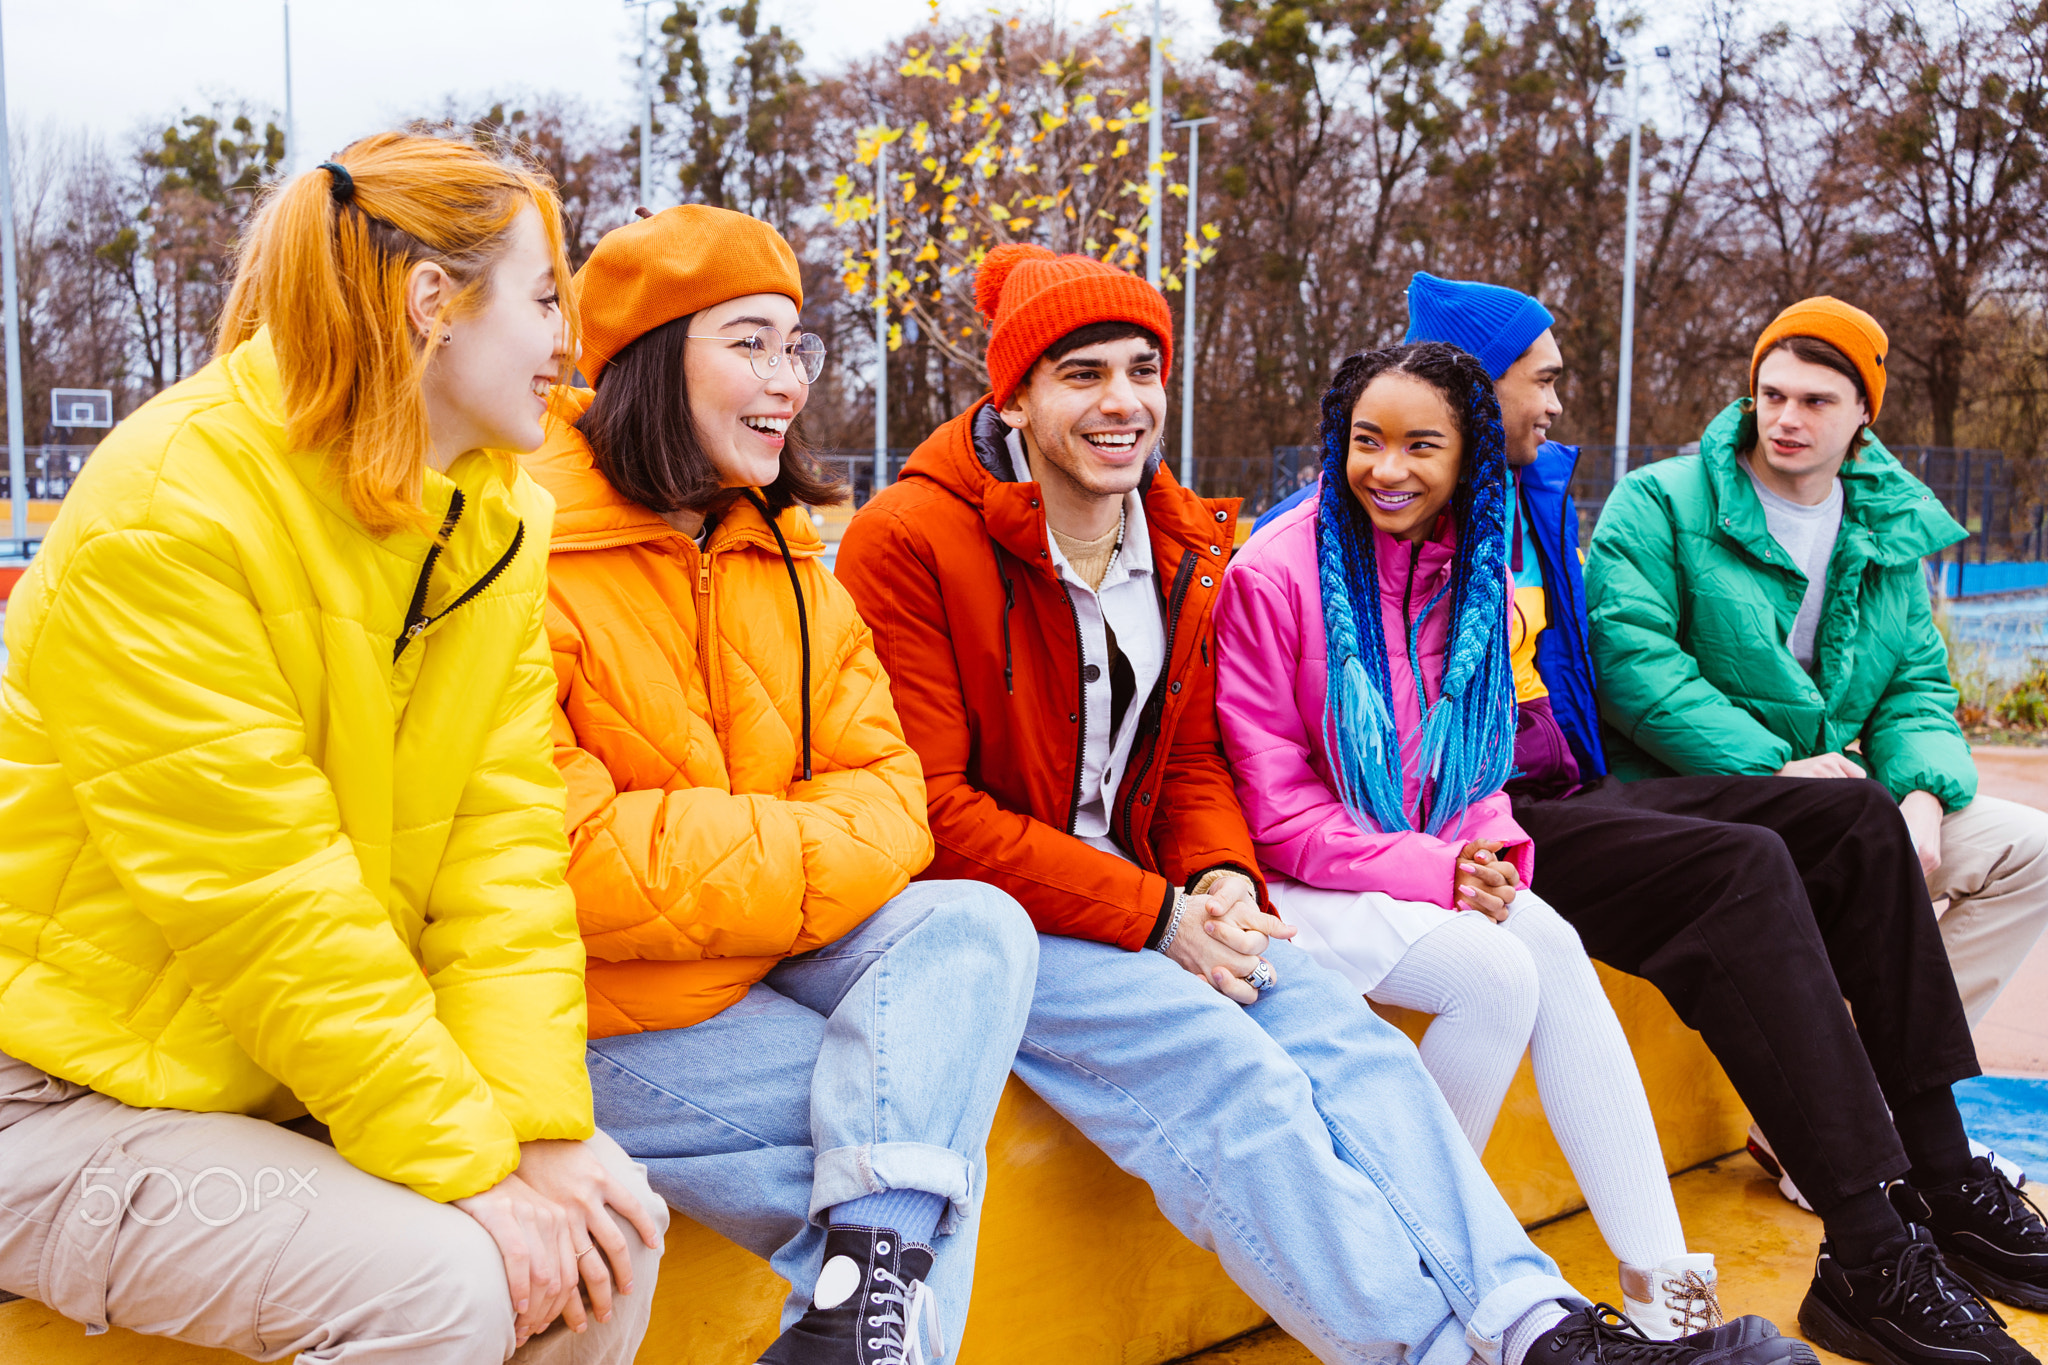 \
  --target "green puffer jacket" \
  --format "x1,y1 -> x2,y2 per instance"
1585,398 -> 1975,810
